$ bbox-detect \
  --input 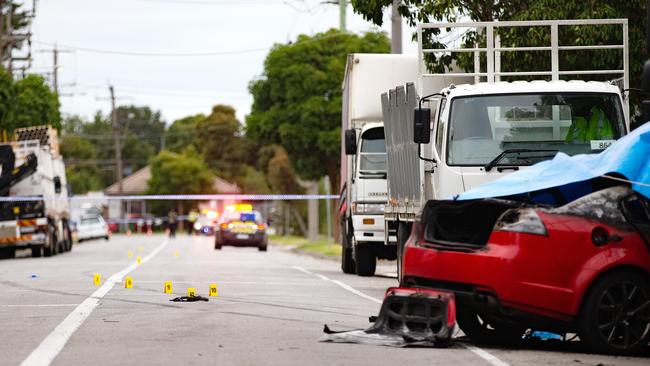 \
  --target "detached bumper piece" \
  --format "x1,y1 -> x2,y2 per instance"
320,287 -> 456,347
